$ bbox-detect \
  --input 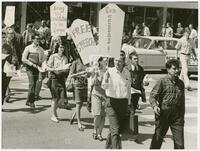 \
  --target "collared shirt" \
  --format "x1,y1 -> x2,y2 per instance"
47,53 -> 68,69
22,43 -> 45,66
165,27 -> 173,37
149,75 -> 185,113
143,26 -> 151,36
189,29 -> 197,39
175,36 -> 195,55
102,67 -> 131,104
